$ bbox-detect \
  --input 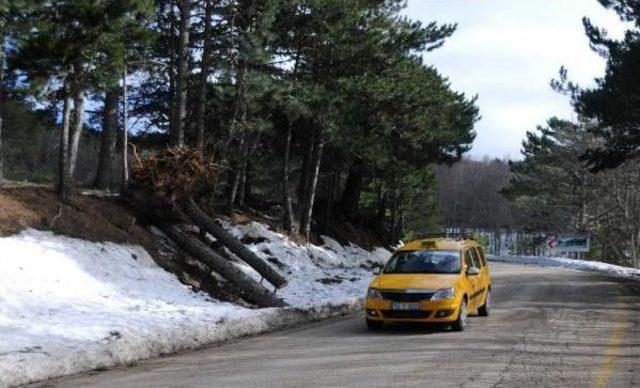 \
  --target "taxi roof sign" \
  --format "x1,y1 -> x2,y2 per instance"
421,240 -> 436,248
